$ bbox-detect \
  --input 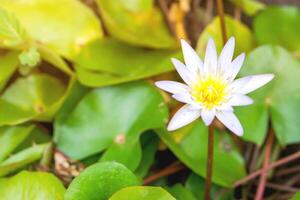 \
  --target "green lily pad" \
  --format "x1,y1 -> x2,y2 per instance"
166,184 -> 198,200
0,171 -> 65,200
254,6 -> 300,54
96,0 -> 177,49
134,132 -> 159,178
229,0 -> 265,16
237,45 -> 300,145
0,51 -> 19,91
185,173 -> 234,200
65,162 -> 139,200
0,74 -> 67,126
156,122 -> 246,187
291,192 -> 300,200
0,124 -> 34,162
109,186 -> 176,200
74,39 -> 180,87
55,81 -> 168,171
36,43 -> 73,75
0,0 -> 103,59
196,16 -> 255,57
0,143 -> 50,176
